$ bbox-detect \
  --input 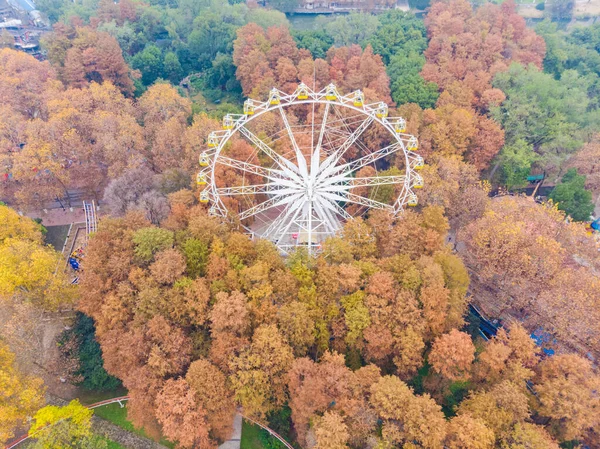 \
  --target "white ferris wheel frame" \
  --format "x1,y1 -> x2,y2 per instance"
198,83 -> 423,255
